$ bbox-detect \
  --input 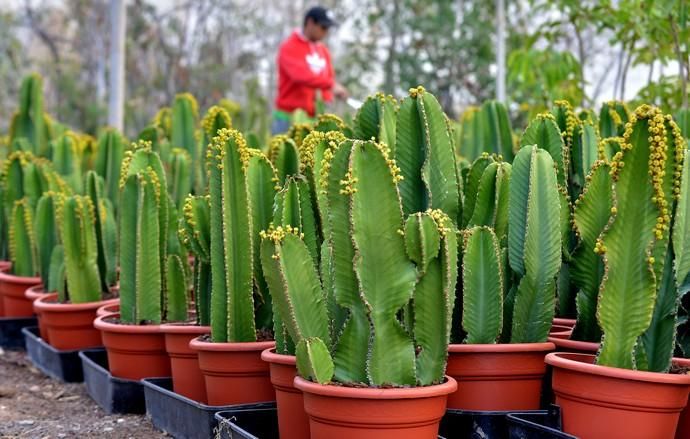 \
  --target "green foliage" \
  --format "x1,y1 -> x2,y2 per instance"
9,74 -> 49,157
